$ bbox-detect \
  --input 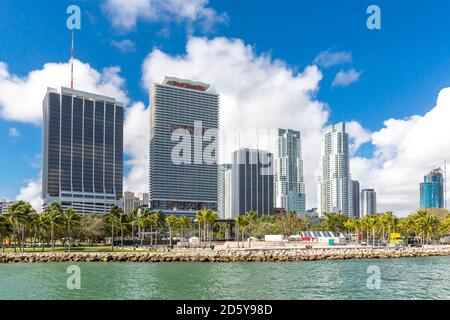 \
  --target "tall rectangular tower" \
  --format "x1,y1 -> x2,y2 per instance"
317,122 -> 352,217
231,148 -> 274,217
42,87 -> 123,213
420,168 -> 444,209
149,77 -> 219,216
273,128 -> 306,214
